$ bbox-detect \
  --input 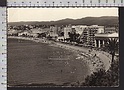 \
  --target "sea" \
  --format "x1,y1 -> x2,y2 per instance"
8,38 -> 90,86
